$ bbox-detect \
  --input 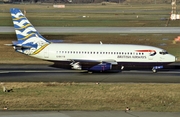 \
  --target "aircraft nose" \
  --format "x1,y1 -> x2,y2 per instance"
169,54 -> 176,62
175,57 -> 178,61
